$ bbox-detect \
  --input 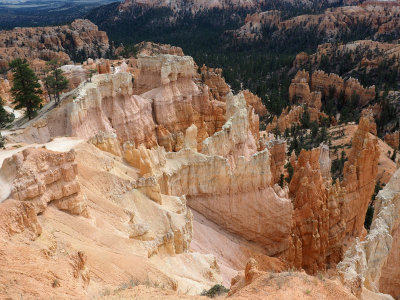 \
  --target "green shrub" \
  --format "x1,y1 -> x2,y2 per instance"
201,284 -> 229,298
364,205 -> 374,231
